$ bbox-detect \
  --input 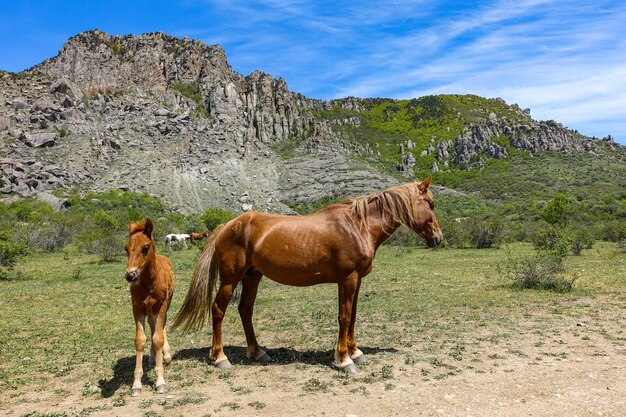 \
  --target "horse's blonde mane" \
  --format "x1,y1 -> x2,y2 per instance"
344,181 -> 433,230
